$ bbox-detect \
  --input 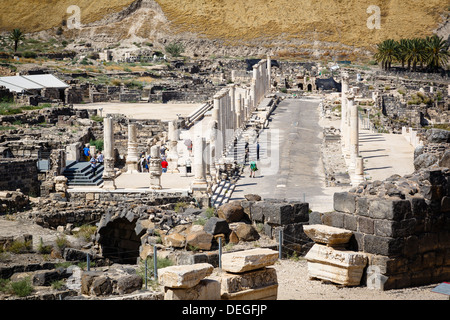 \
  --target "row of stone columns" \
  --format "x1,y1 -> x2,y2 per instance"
340,73 -> 364,185
250,57 -> 271,109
